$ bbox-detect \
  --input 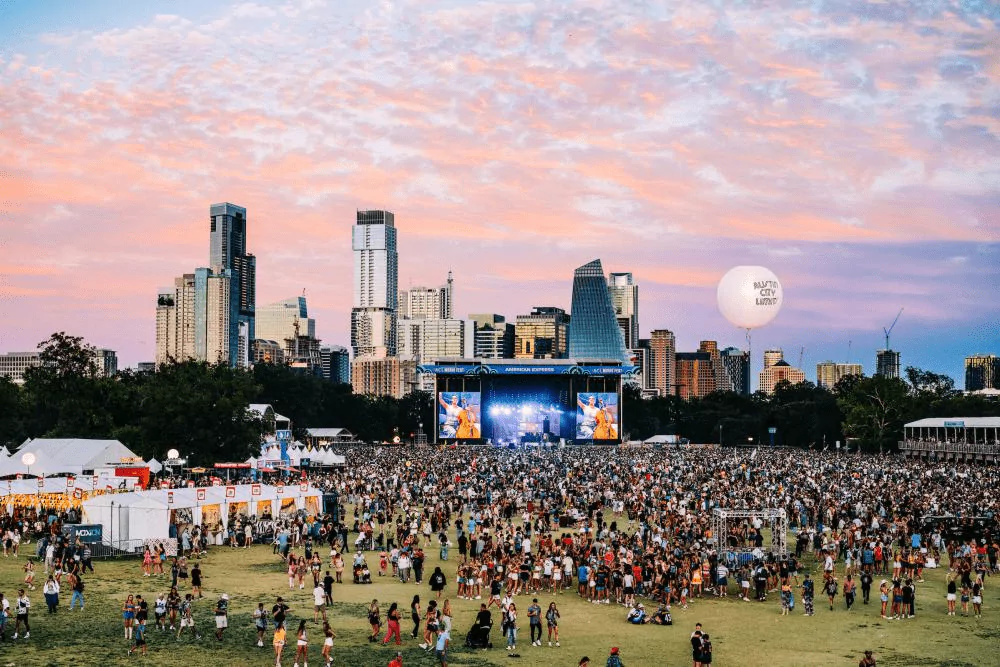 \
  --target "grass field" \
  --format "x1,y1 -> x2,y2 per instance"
1,531 -> 997,667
